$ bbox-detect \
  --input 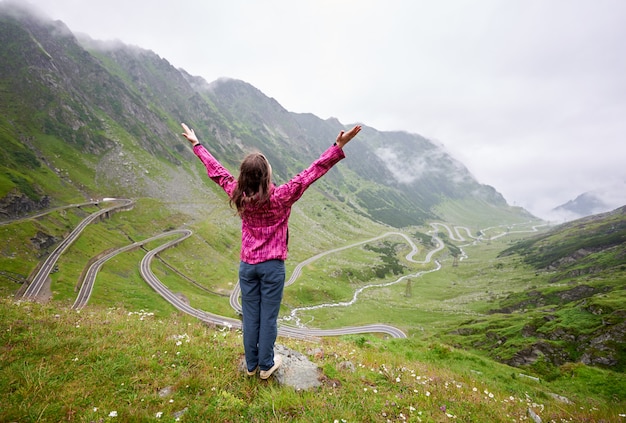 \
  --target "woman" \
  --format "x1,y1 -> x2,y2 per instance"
181,122 -> 361,379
